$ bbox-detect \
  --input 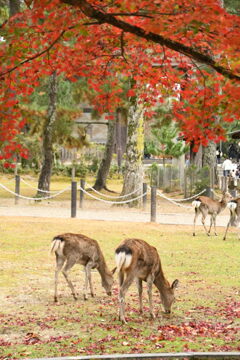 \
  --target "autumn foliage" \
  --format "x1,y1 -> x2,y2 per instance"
0,0 -> 240,163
